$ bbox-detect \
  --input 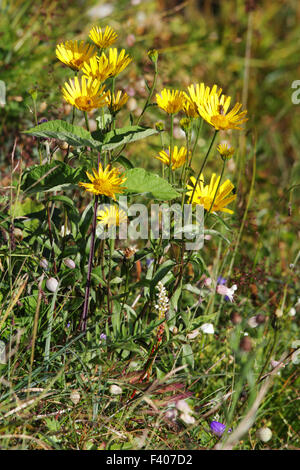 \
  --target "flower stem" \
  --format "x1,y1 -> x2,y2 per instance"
80,195 -> 98,331
136,59 -> 158,125
84,111 -> 90,132
168,114 -> 174,183
189,129 -> 218,204
204,157 -> 226,221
